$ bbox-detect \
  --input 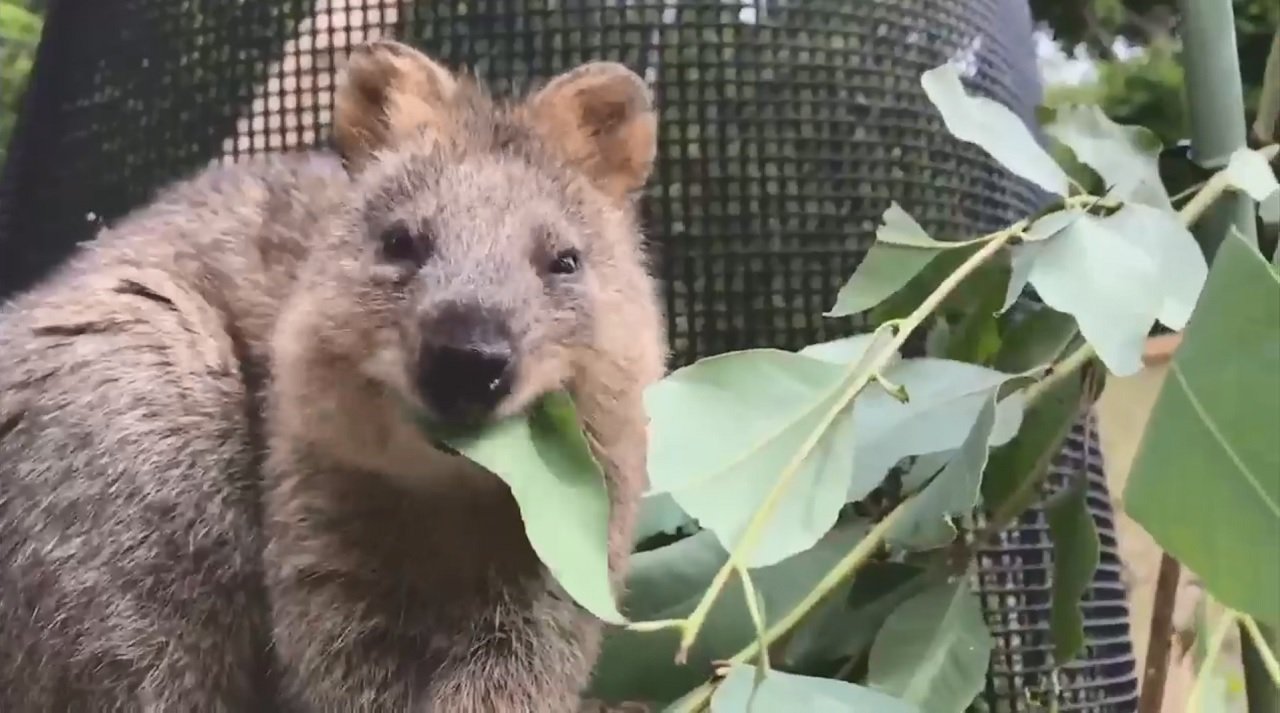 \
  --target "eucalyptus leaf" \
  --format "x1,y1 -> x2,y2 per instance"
921,63 -> 1071,197
1261,189 -> 1279,227
827,243 -> 941,318
1046,105 -> 1172,210
1027,210 -> 1086,242
1023,213 -> 1162,376
901,451 -> 953,493
1223,147 -> 1280,202
844,359 -> 1027,497
870,241 -> 1008,325
590,523 -> 870,706
798,332 -> 892,366
876,201 -> 961,248
1002,210 -> 1090,313
645,349 -> 862,567
867,578 -> 995,713
993,306 -> 1079,374
826,204 -> 952,318
1098,203 -> 1207,330
710,665 -> 920,713
1002,242 -> 1042,313
437,392 -> 619,623
1124,229 -> 1280,627
982,372 -> 1084,520
1046,476 -> 1101,664
887,393 -> 1004,550
635,492 -> 697,545
784,562 -> 931,670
